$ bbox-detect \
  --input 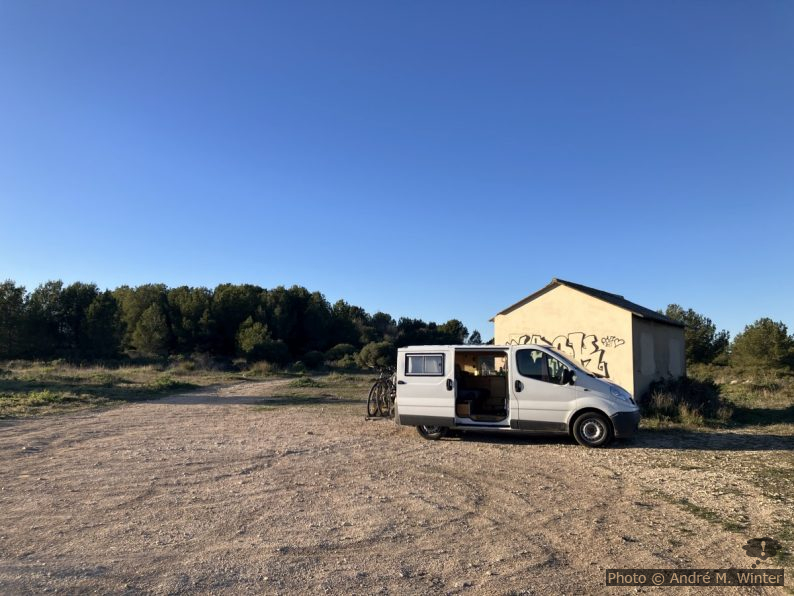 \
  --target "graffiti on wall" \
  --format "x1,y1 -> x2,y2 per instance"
506,332 -> 625,378
600,336 -> 625,349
